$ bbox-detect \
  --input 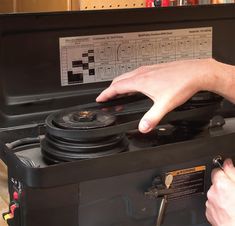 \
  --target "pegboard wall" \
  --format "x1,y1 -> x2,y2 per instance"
78,0 -> 146,10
